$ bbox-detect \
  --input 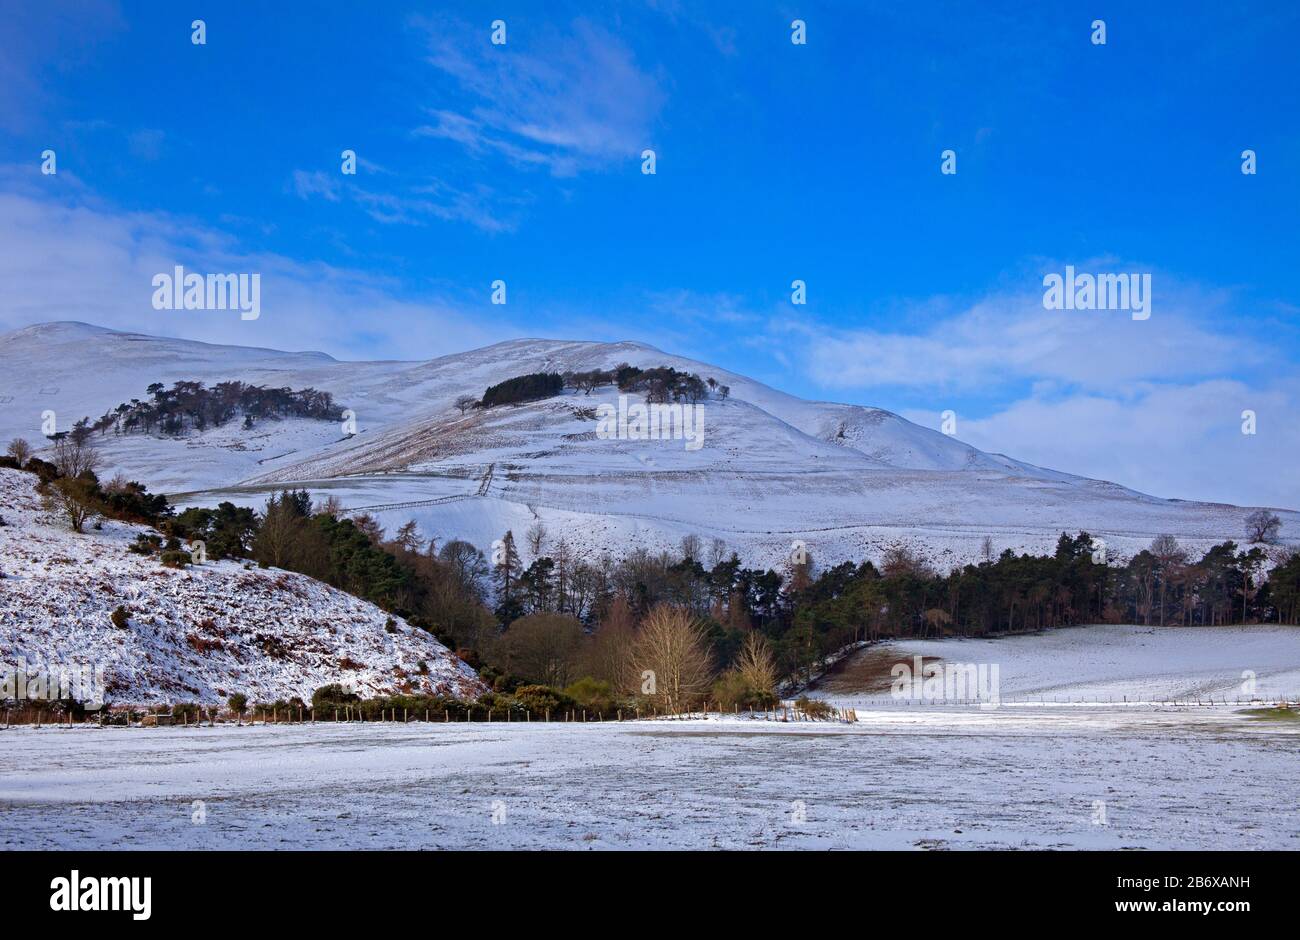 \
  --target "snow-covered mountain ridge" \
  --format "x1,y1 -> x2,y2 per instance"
1,321 -> 1293,571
